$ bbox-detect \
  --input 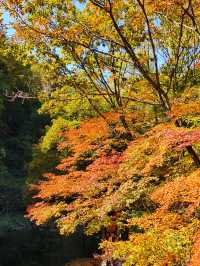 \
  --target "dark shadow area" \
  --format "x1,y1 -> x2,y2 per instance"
0,100 -> 99,266
0,228 -> 99,266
